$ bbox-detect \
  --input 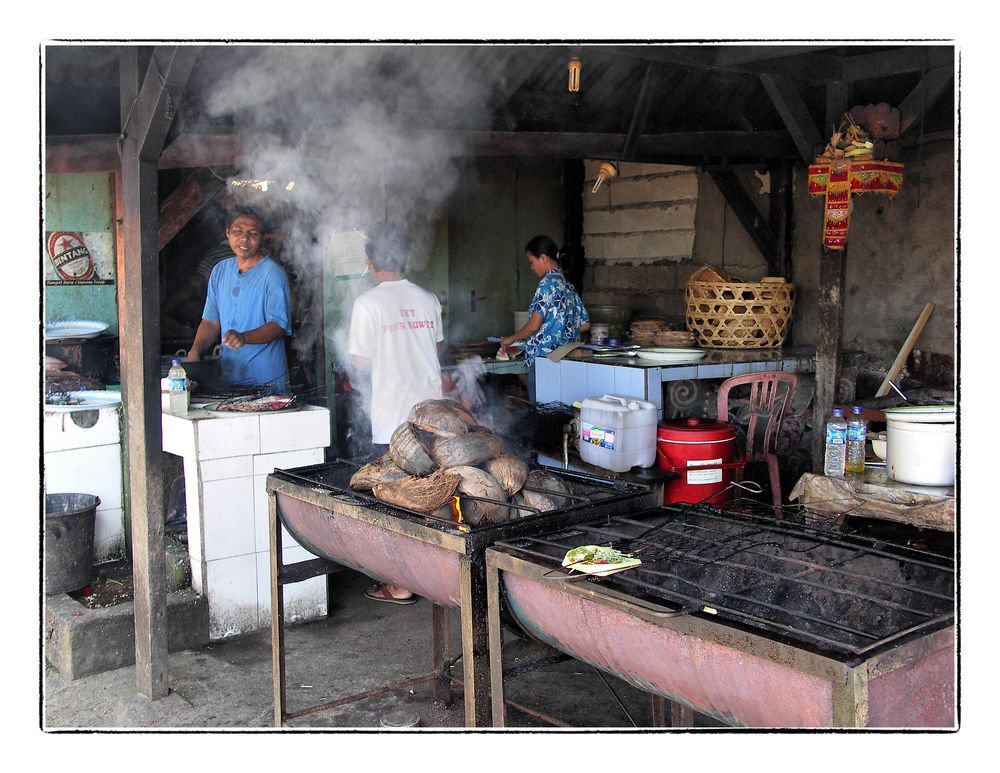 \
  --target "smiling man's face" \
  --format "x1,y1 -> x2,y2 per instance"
226,214 -> 263,261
